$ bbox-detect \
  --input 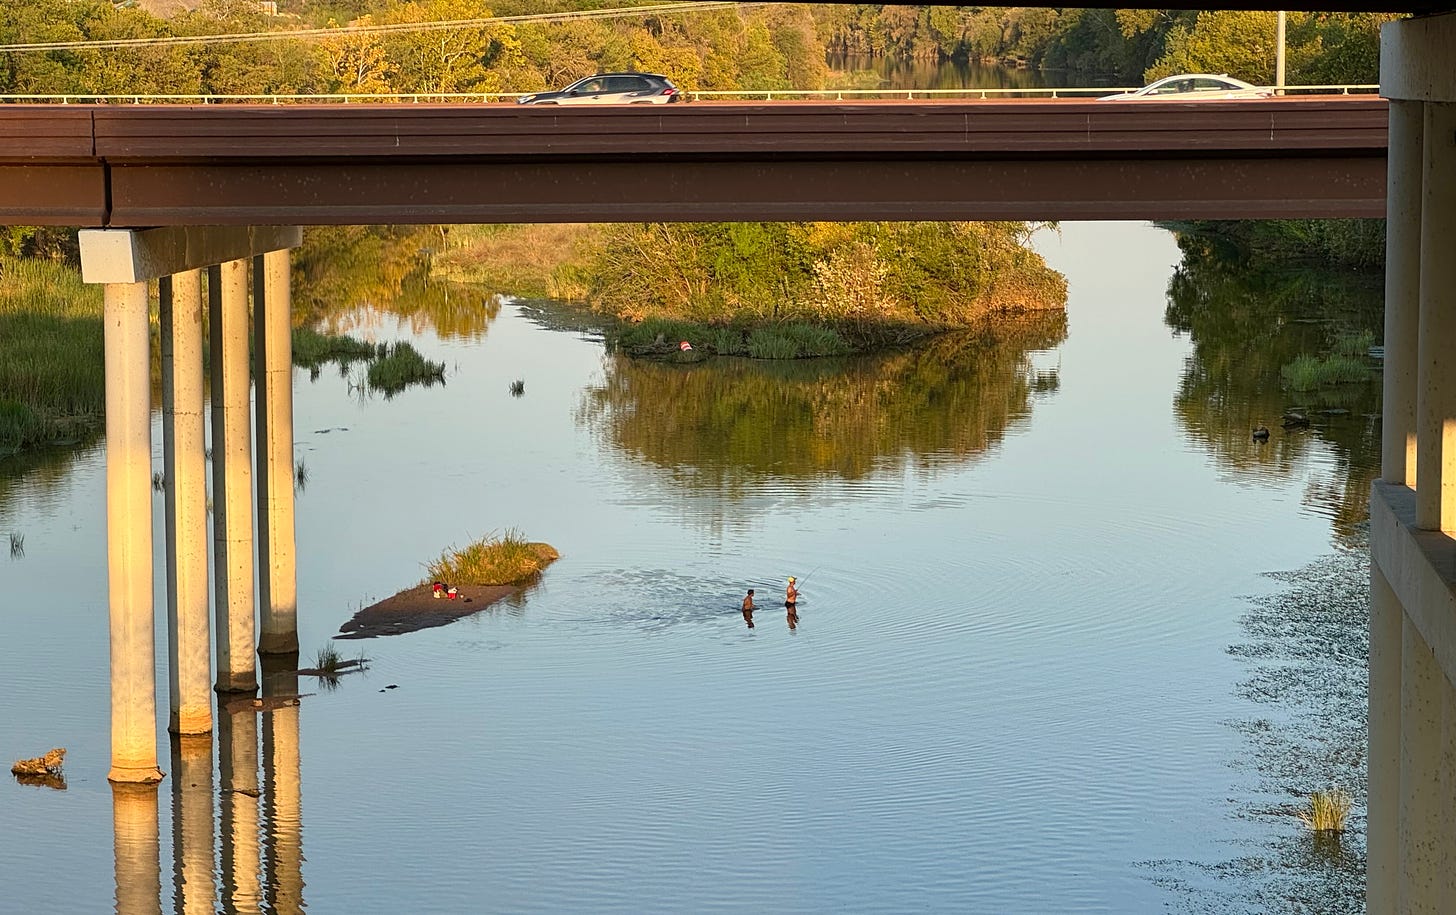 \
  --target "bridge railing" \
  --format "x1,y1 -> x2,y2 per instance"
0,85 -> 1381,105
